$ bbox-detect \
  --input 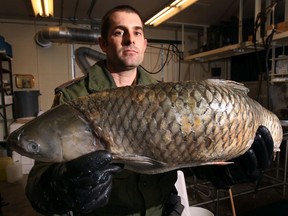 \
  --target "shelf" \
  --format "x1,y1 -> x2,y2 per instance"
0,51 -> 11,60
270,73 -> 288,83
1,68 -> 11,74
0,57 -> 13,141
271,72 -> 288,76
0,105 -> 13,109
271,31 -> 288,45
183,30 -> 288,63
183,41 -> 260,62
271,56 -> 288,61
